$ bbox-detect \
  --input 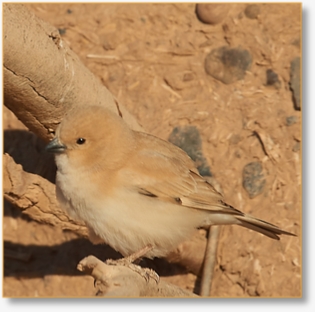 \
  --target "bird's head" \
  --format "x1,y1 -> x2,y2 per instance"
46,105 -> 135,172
